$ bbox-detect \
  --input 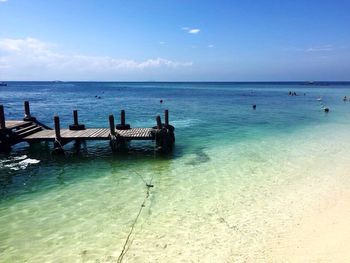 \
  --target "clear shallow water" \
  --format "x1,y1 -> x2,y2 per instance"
1,82 -> 350,262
